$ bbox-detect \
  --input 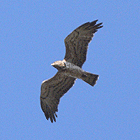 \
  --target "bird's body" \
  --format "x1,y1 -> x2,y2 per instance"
51,60 -> 99,86
64,61 -> 86,79
40,20 -> 103,123
52,60 -> 84,78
